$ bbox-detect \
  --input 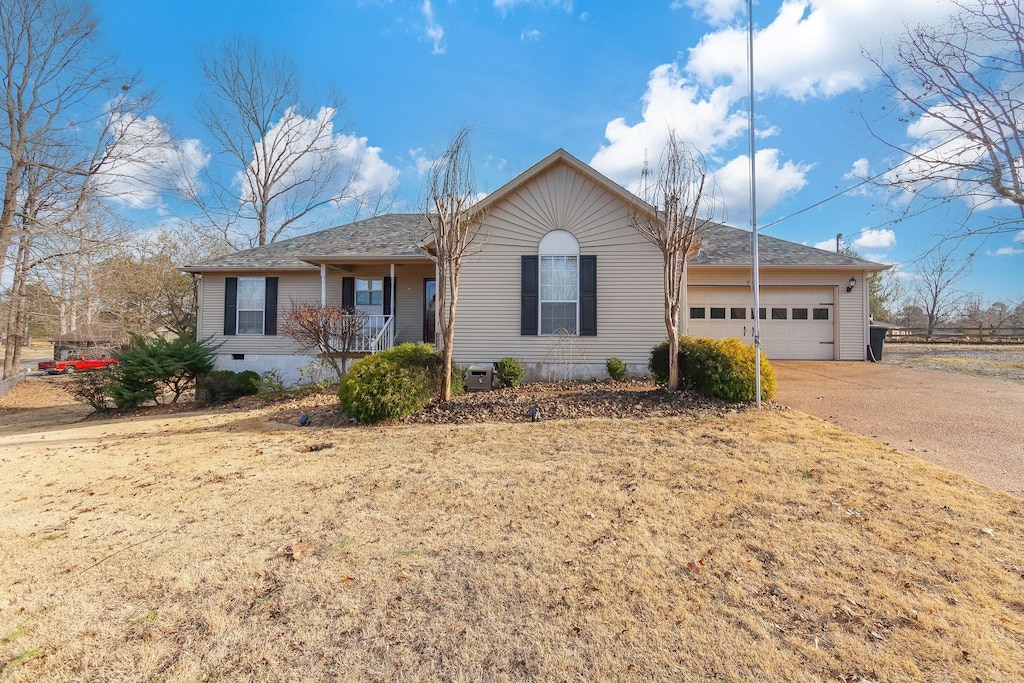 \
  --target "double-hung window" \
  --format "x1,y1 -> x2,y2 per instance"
236,276 -> 266,334
355,278 -> 383,306
540,255 -> 578,334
